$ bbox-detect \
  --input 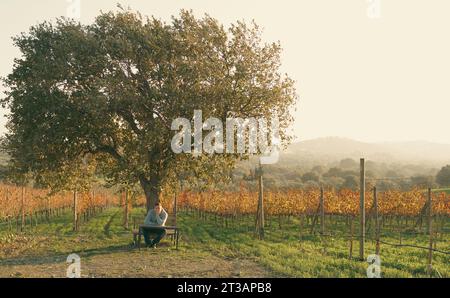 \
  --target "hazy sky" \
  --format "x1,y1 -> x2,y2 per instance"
0,0 -> 449,144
